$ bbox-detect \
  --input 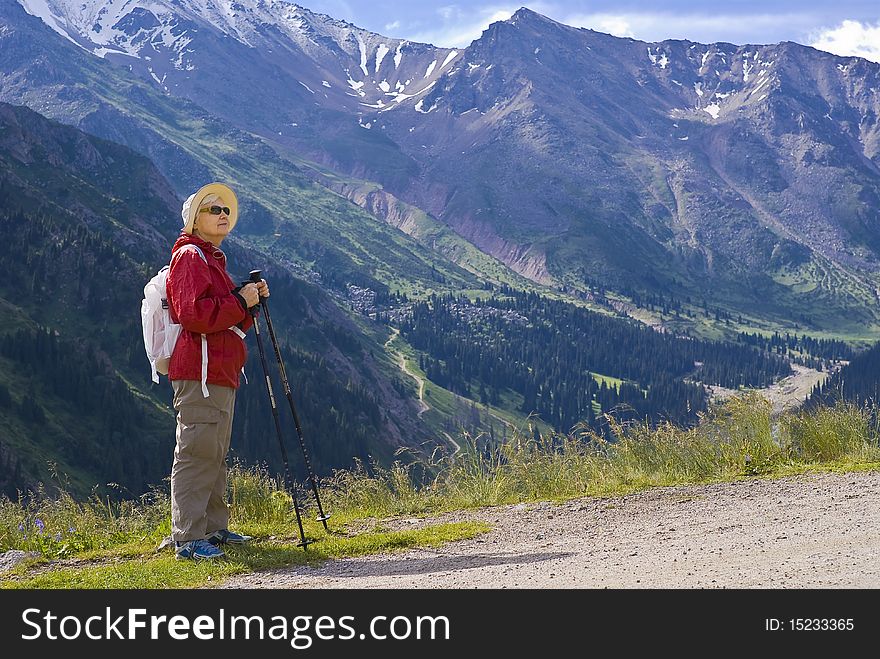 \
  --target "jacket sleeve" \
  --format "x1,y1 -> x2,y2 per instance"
168,248 -> 248,334
230,286 -> 255,333
237,311 -> 254,333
